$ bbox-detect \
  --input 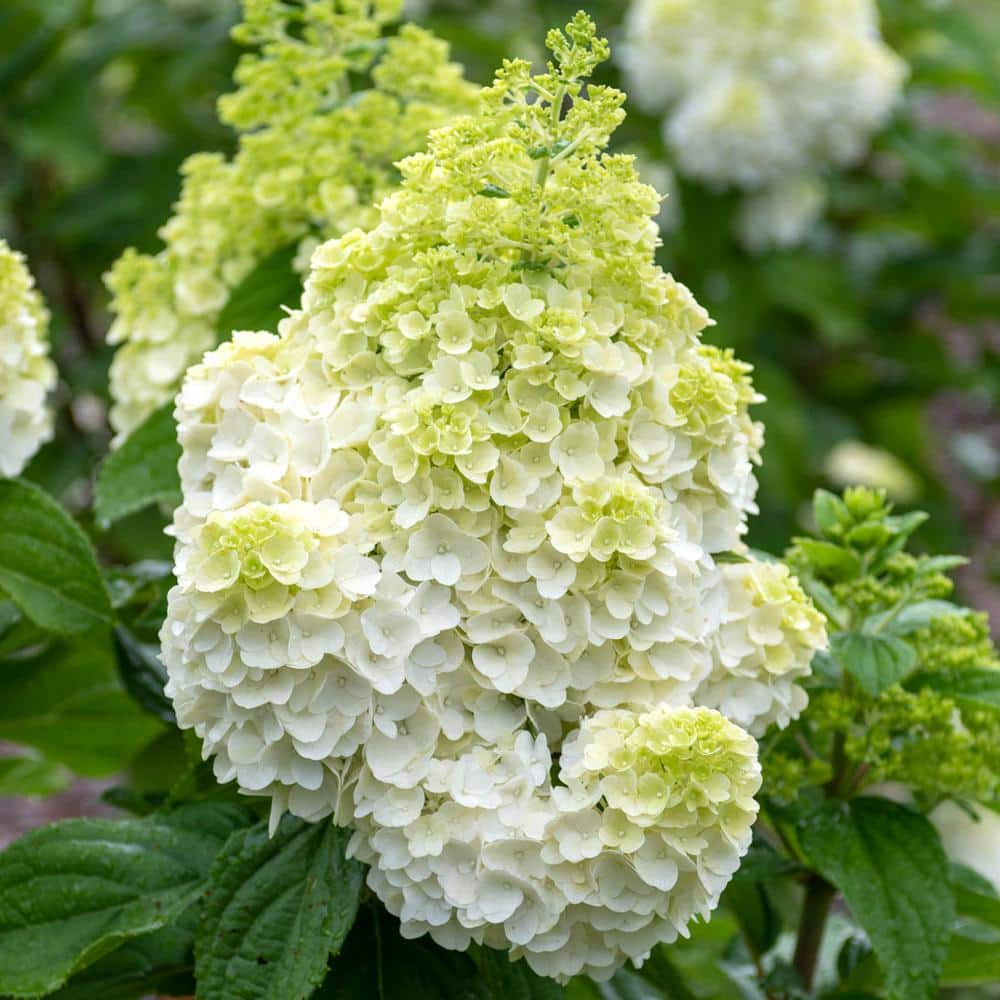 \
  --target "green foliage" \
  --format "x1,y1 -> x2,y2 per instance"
195,816 -> 363,1000
0,636 -> 162,777
830,631 -> 916,696
0,803 -> 252,997
778,487 -> 1000,806
214,243 -> 301,341
798,798 -> 954,1000
94,403 -> 181,527
0,478 -> 111,633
